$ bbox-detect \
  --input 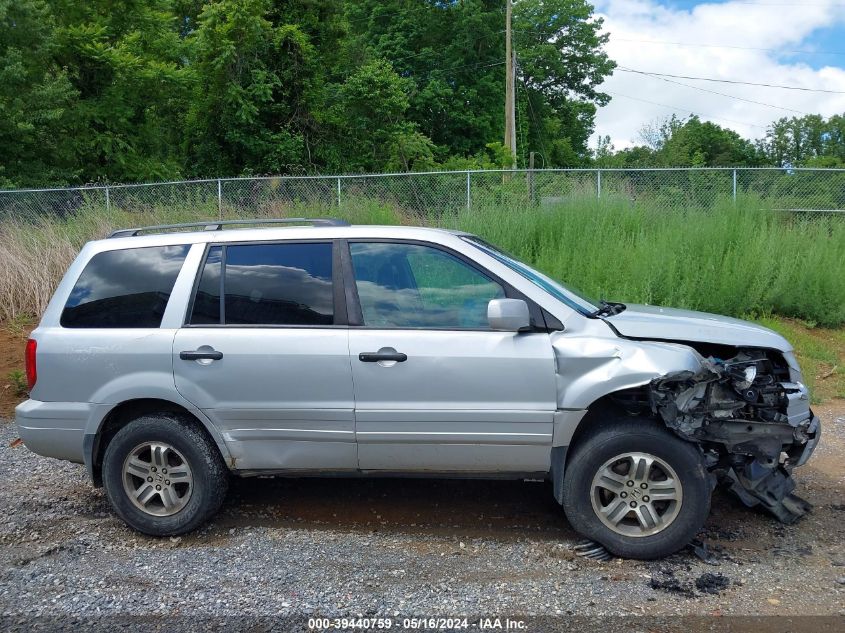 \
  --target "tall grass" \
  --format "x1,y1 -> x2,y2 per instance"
1,194 -> 843,326
0,202 -> 229,321
450,196 -> 845,327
